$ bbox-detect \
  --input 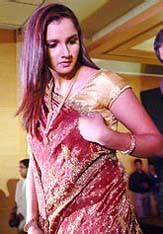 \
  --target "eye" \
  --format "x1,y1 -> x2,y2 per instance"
46,41 -> 57,48
68,37 -> 79,45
